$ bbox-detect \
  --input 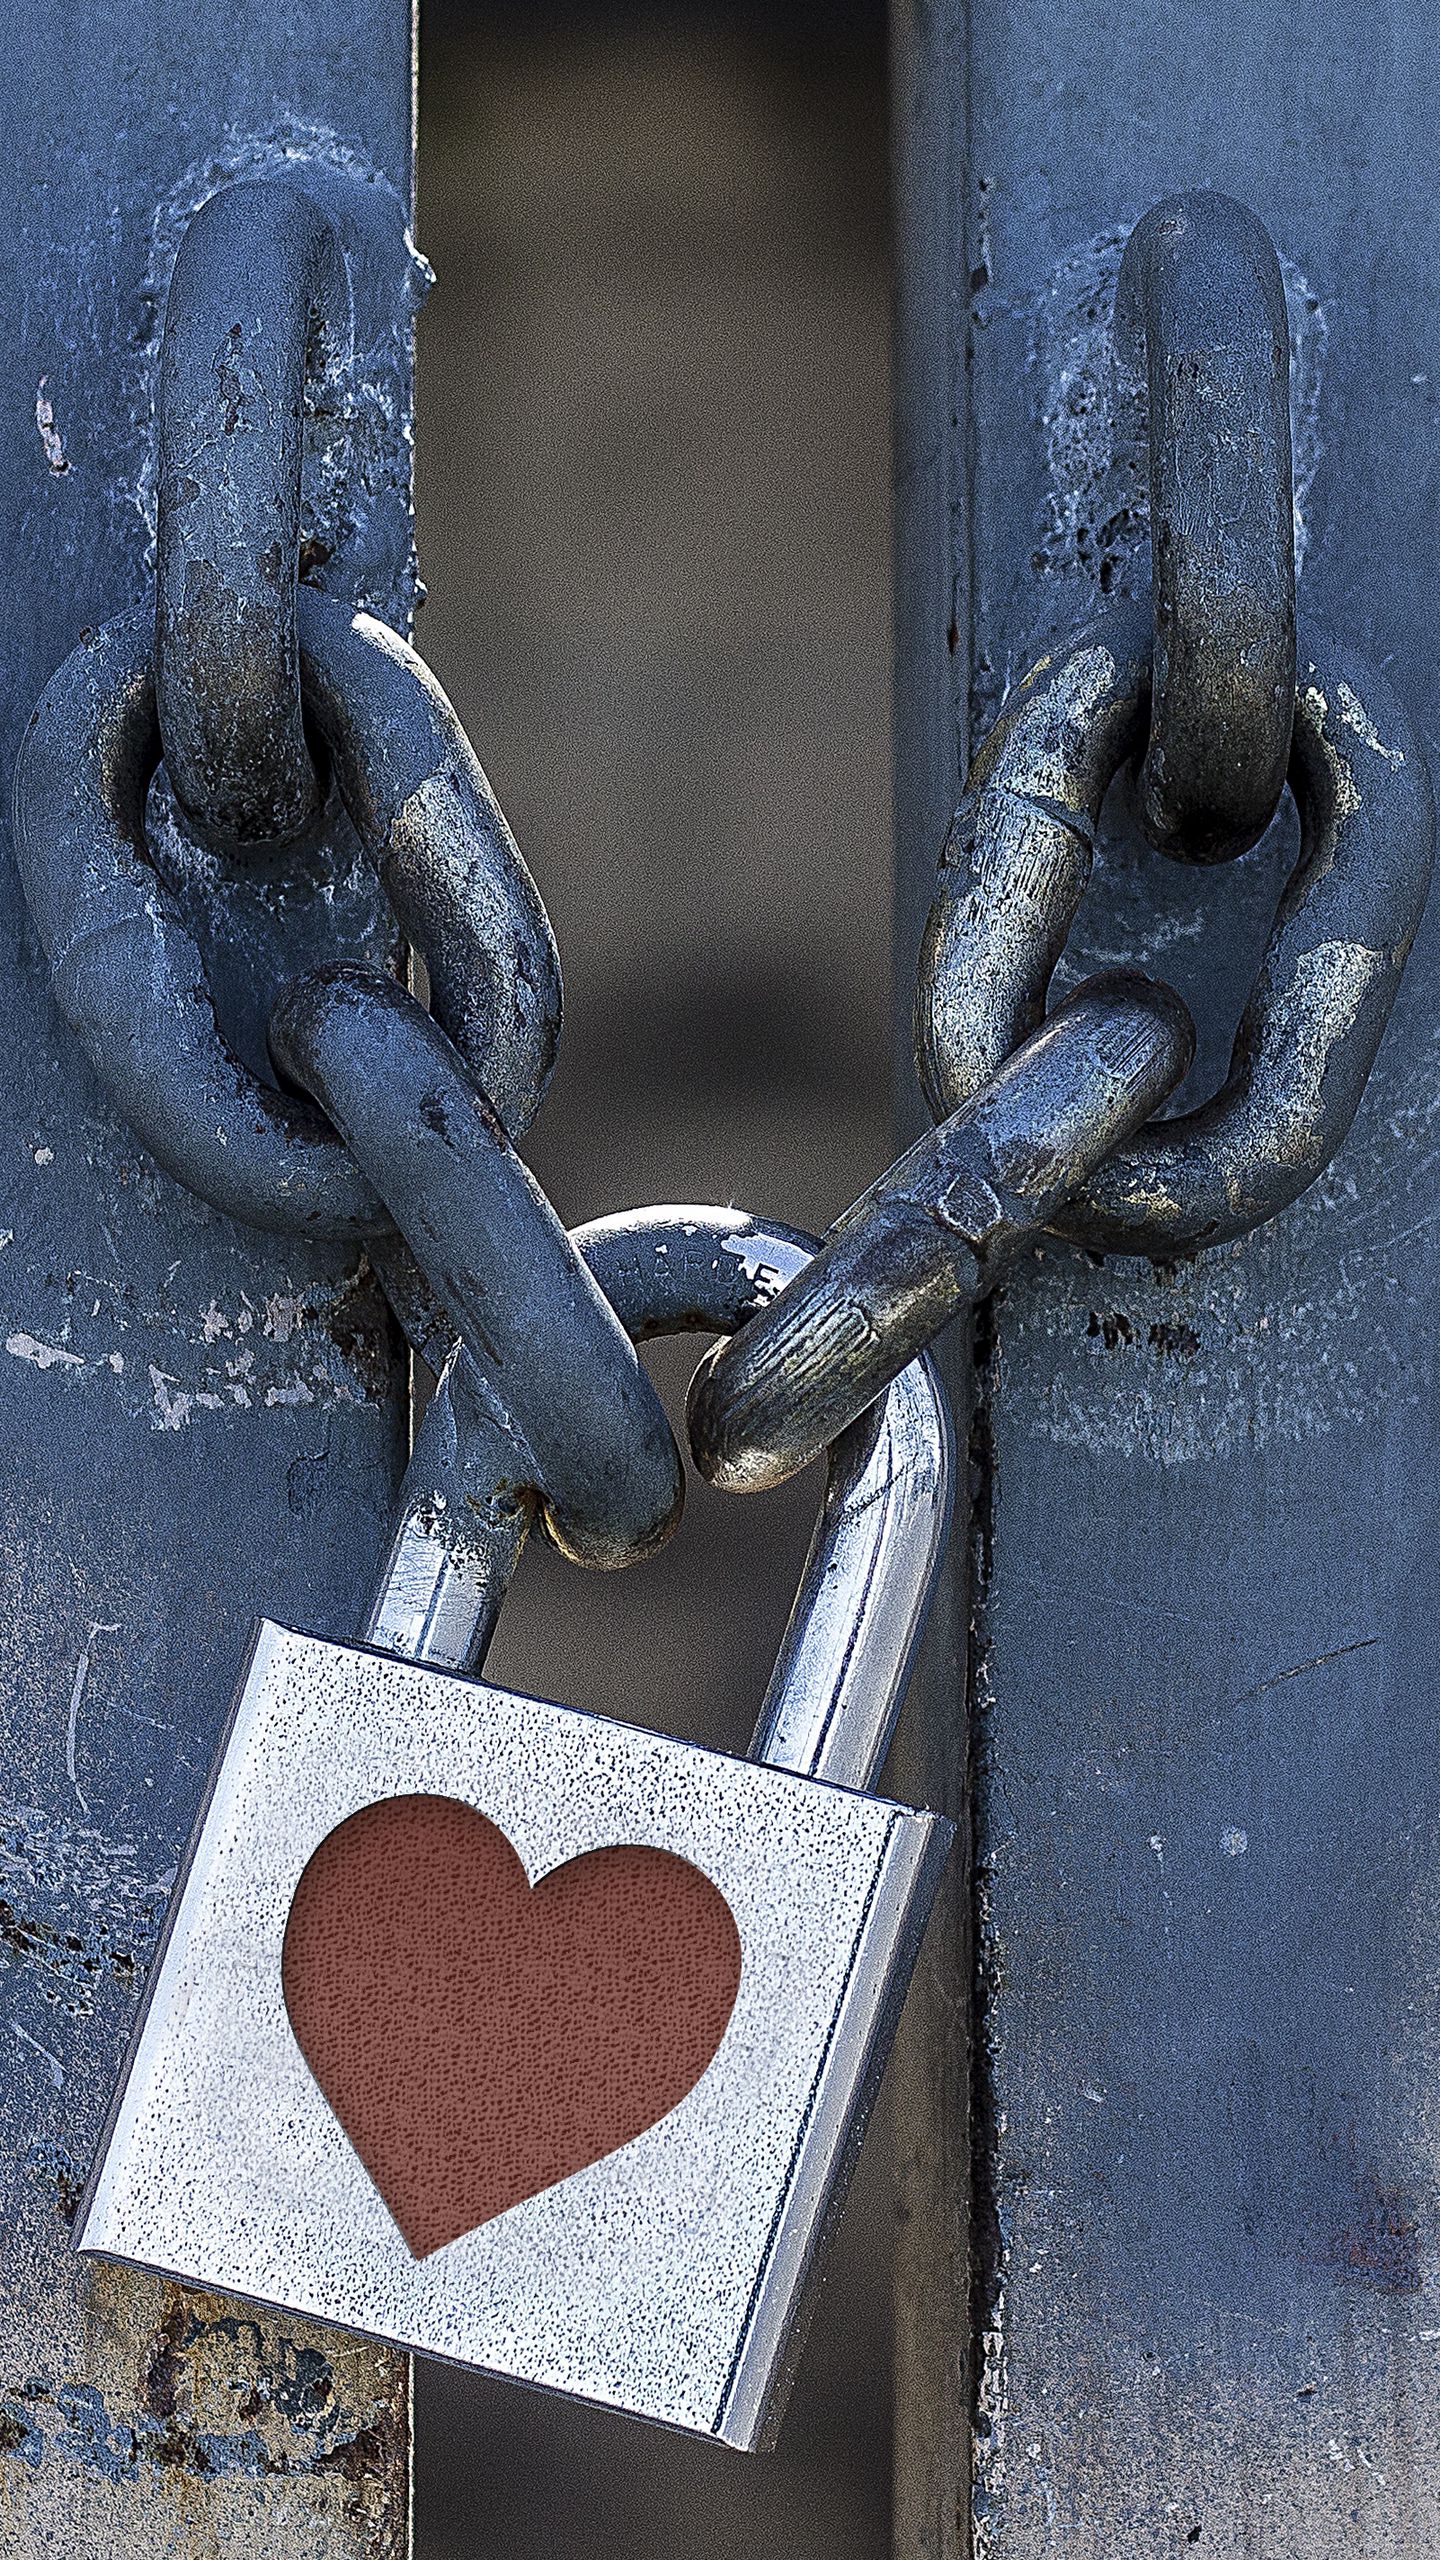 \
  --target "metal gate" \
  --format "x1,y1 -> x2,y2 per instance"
894,5 -> 1440,2553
